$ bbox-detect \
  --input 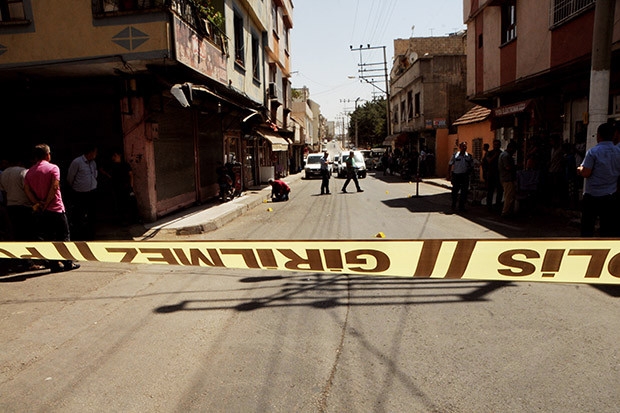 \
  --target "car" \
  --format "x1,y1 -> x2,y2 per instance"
368,147 -> 387,170
337,150 -> 367,178
304,153 -> 329,179
360,150 -> 373,170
